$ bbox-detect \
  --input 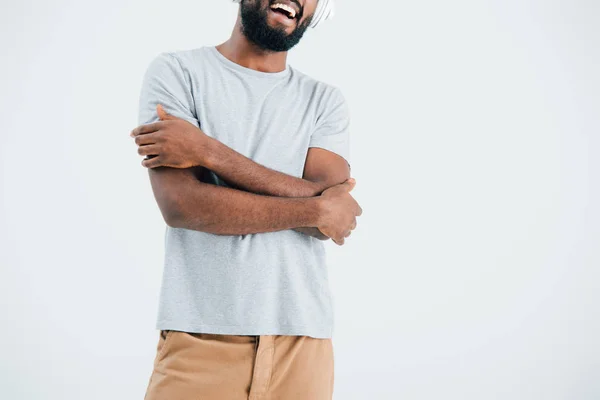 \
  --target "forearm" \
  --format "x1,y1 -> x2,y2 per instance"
204,138 -> 328,198
201,139 -> 349,240
150,167 -> 322,235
